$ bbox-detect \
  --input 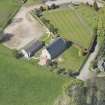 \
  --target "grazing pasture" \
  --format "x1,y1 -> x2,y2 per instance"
25,0 -> 42,5
0,1 -> 70,105
0,45 -> 70,105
